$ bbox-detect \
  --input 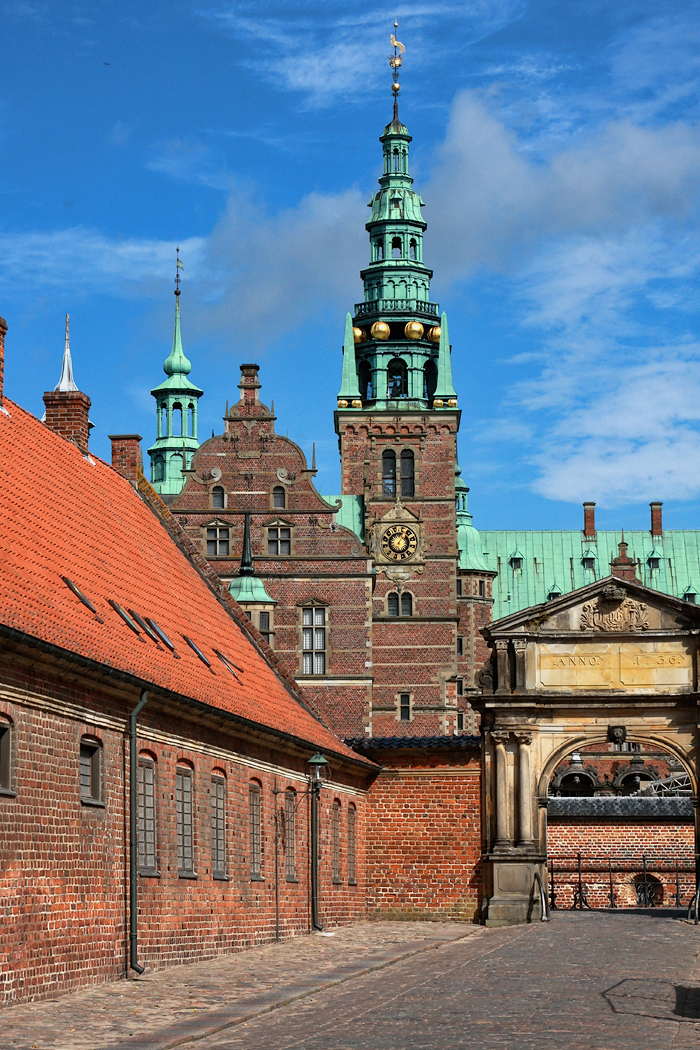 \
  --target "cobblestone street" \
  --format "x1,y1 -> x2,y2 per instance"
4,913 -> 700,1050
